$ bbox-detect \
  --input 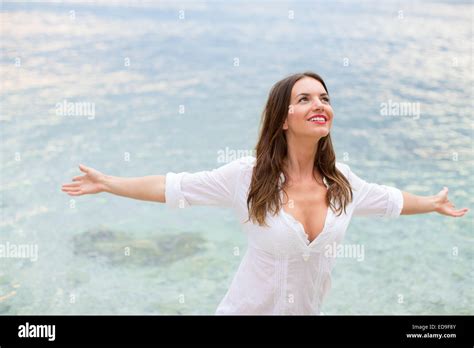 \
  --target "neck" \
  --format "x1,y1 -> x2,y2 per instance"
284,135 -> 322,183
